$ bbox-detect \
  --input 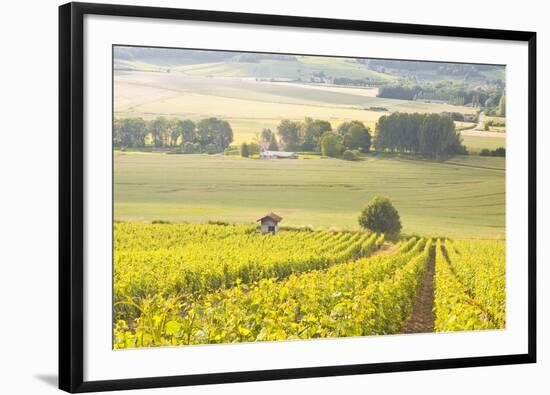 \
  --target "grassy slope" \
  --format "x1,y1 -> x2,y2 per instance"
114,152 -> 505,238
